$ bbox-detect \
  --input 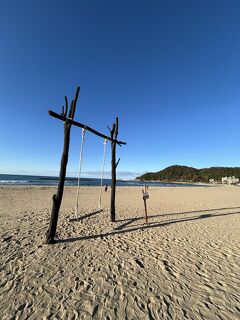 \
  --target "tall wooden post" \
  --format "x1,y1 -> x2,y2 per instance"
110,117 -> 120,222
45,87 -> 80,244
